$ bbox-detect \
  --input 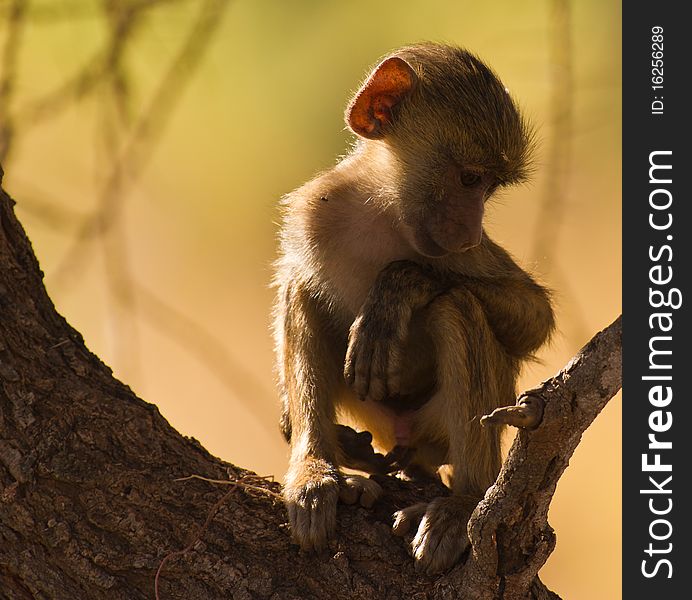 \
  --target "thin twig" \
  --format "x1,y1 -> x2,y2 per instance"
174,473 -> 283,501
154,472 -> 282,599
154,485 -> 237,600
